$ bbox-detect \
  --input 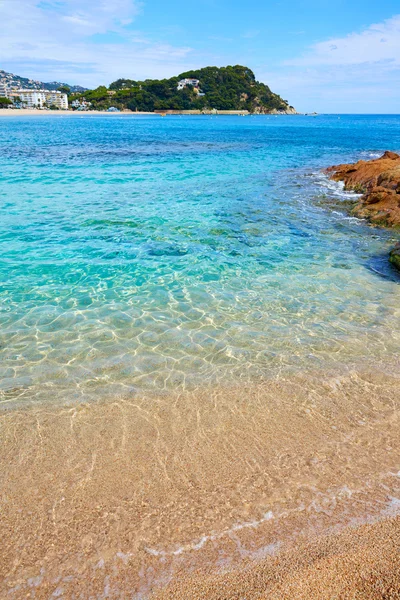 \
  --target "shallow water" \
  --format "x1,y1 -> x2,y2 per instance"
2,369 -> 400,597
0,114 -> 399,405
